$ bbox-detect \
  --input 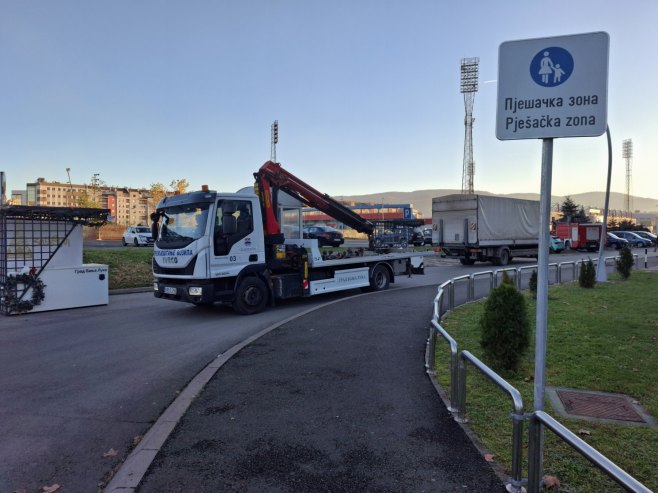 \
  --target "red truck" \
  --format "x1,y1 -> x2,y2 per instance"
553,222 -> 602,251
